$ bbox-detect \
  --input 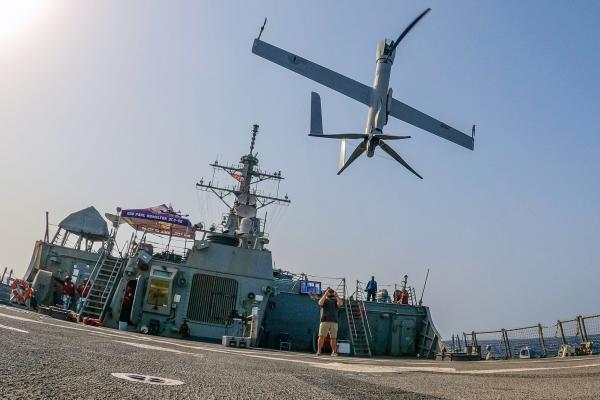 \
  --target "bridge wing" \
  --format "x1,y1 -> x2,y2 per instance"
389,98 -> 474,150
252,39 -> 373,107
